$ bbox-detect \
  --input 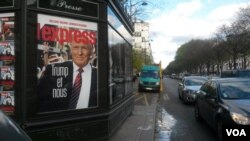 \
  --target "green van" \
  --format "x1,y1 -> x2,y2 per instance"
138,65 -> 161,92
